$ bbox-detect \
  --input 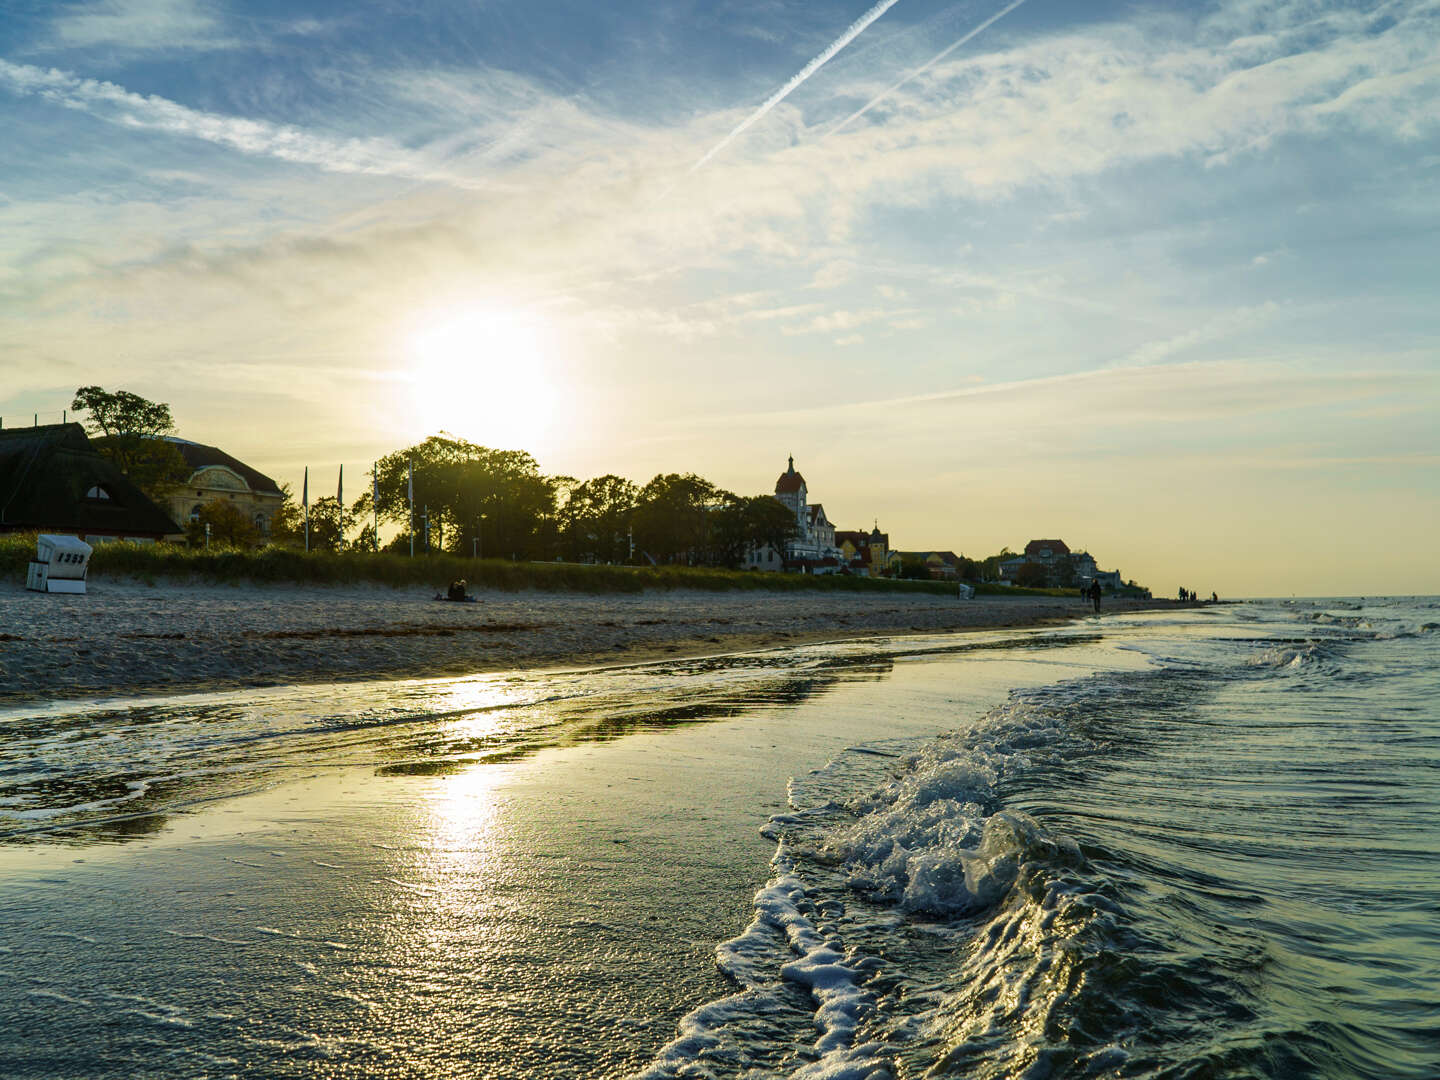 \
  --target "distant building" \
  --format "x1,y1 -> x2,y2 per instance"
1024,538 -> 1070,566
835,530 -> 872,576
0,423 -> 179,541
895,550 -> 964,580
162,438 -> 285,540
999,537 -> 1123,590
863,525 -> 891,576
744,455 -> 846,573
997,555 -> 1027,583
